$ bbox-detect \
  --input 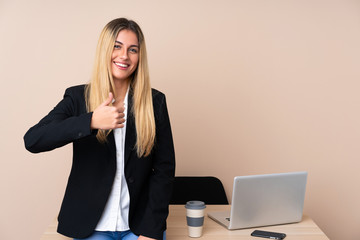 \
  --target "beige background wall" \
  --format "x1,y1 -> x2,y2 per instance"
1,0 -> 359,239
